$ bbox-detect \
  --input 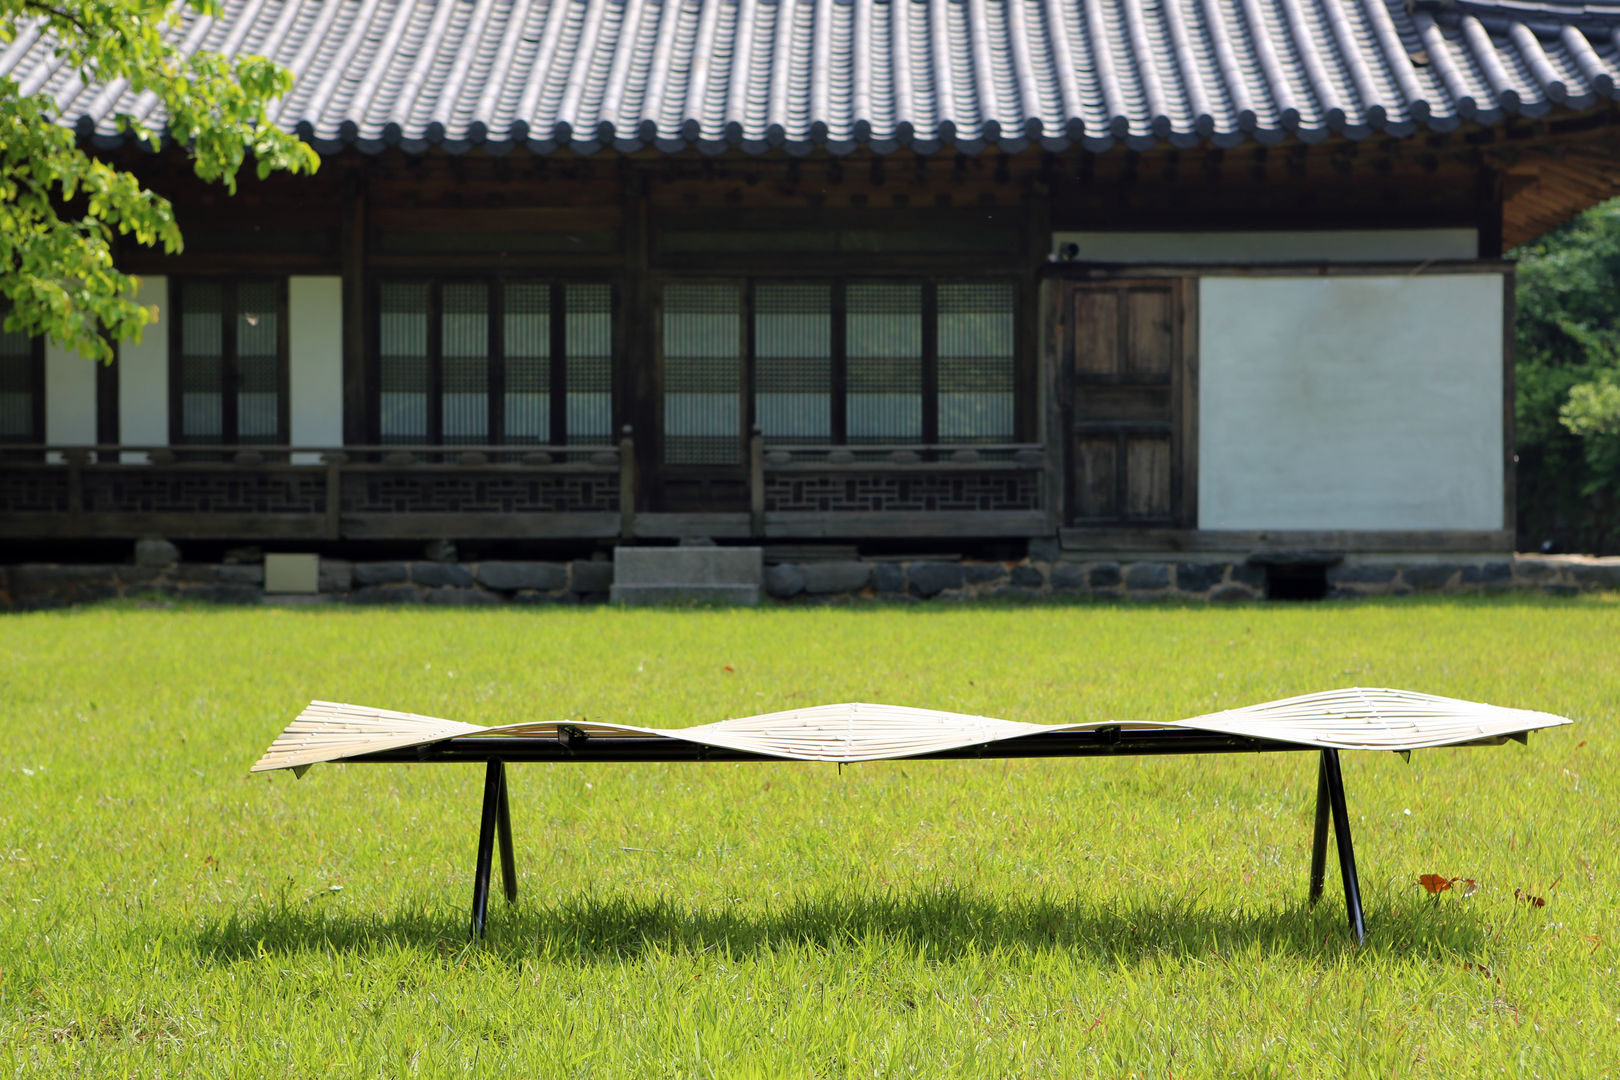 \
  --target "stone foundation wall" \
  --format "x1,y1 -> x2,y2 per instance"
764,555 -> 1619,601
2,550 -> 1618,611
0,555 -> 615,611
